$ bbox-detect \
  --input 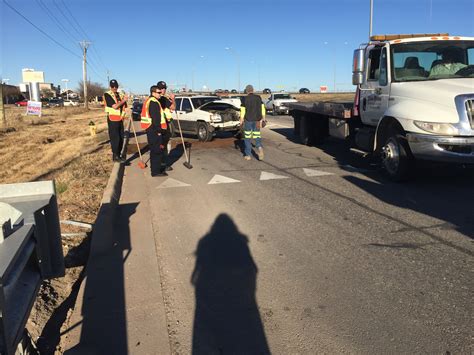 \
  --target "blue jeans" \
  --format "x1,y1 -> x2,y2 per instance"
243,121 -> 262,157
